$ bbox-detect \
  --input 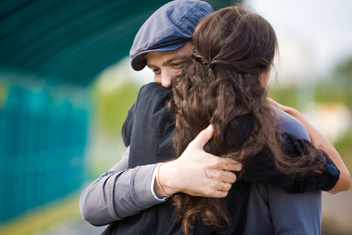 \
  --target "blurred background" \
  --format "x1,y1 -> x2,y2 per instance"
0,0 -> 351,234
